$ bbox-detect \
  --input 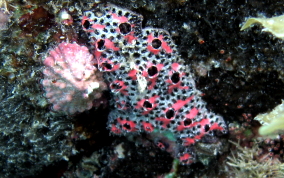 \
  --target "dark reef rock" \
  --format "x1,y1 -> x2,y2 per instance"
1,0 -> 284,177
19,7 -> 55,37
